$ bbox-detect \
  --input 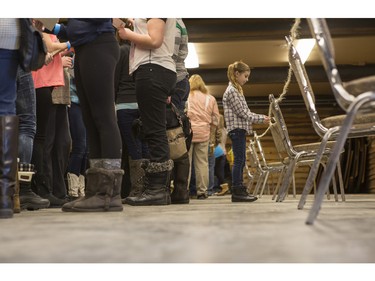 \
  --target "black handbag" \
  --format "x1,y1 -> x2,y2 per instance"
19,18 -> 47,72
